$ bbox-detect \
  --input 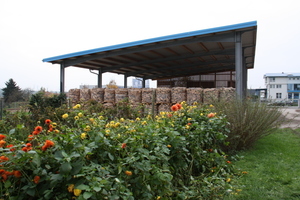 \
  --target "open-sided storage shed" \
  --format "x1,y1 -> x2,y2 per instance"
43,21 -> 257,98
